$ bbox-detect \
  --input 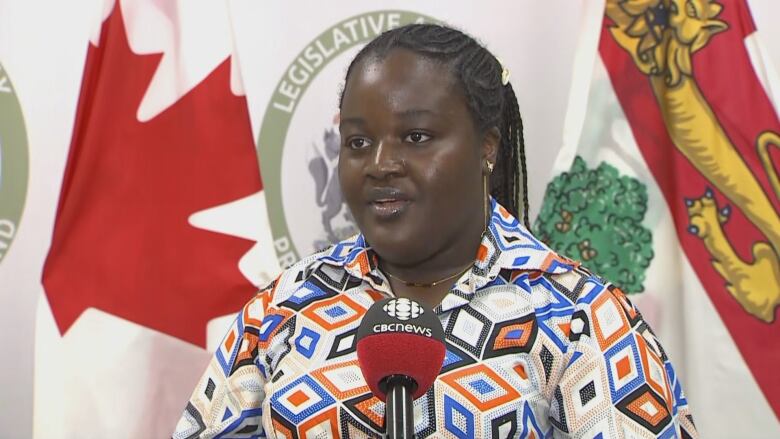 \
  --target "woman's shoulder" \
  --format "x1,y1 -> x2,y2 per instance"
541,263 -> 610,291
254,236 -> 362,308
533,264 -> 645,340
531,261 -> 628,308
